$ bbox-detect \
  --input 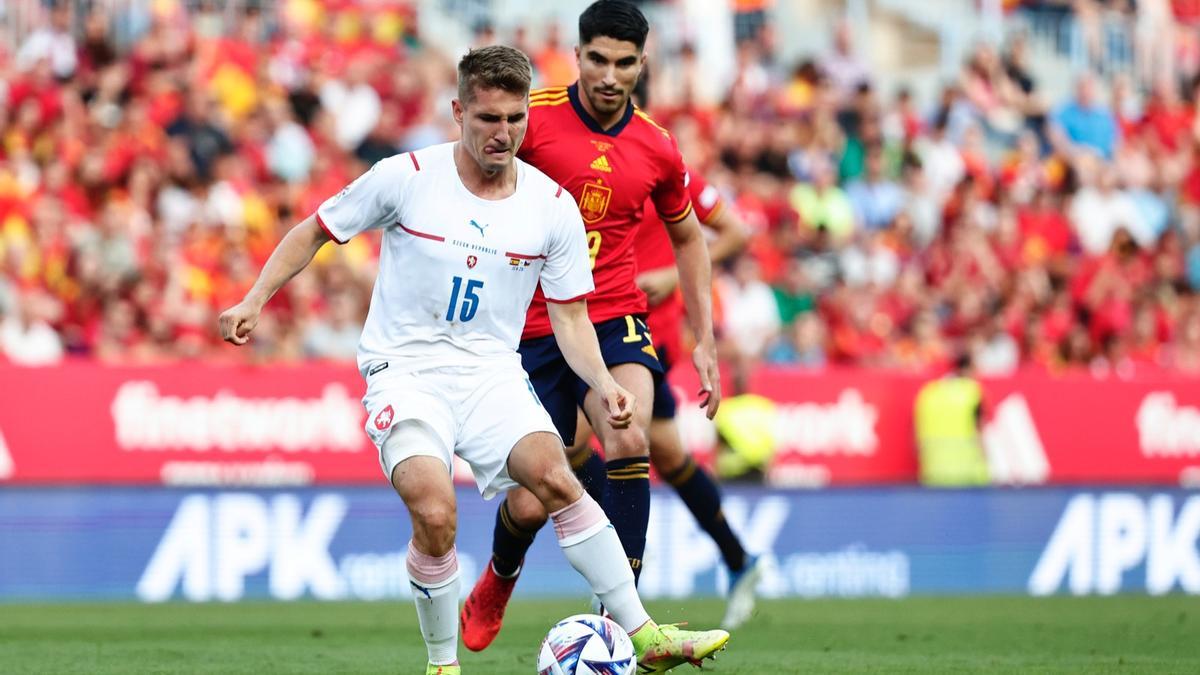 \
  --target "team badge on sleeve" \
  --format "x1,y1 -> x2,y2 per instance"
374,405 -> 395,430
